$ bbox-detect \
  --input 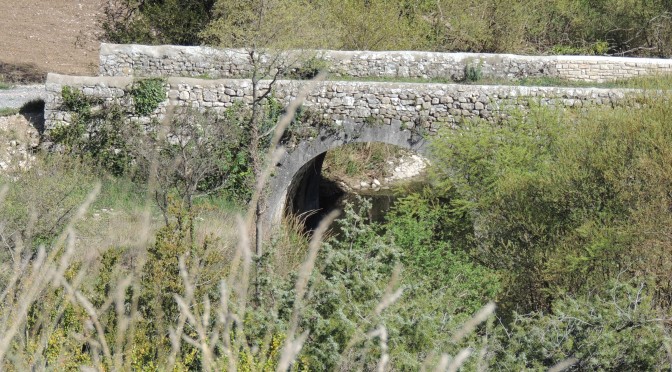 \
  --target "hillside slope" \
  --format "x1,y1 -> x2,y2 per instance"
0,0 -> 104,79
